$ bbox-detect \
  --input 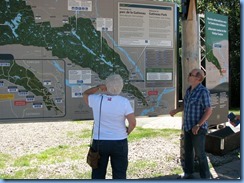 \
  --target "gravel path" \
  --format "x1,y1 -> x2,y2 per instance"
0,120 -> 240,179
0,121 -> 89,157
